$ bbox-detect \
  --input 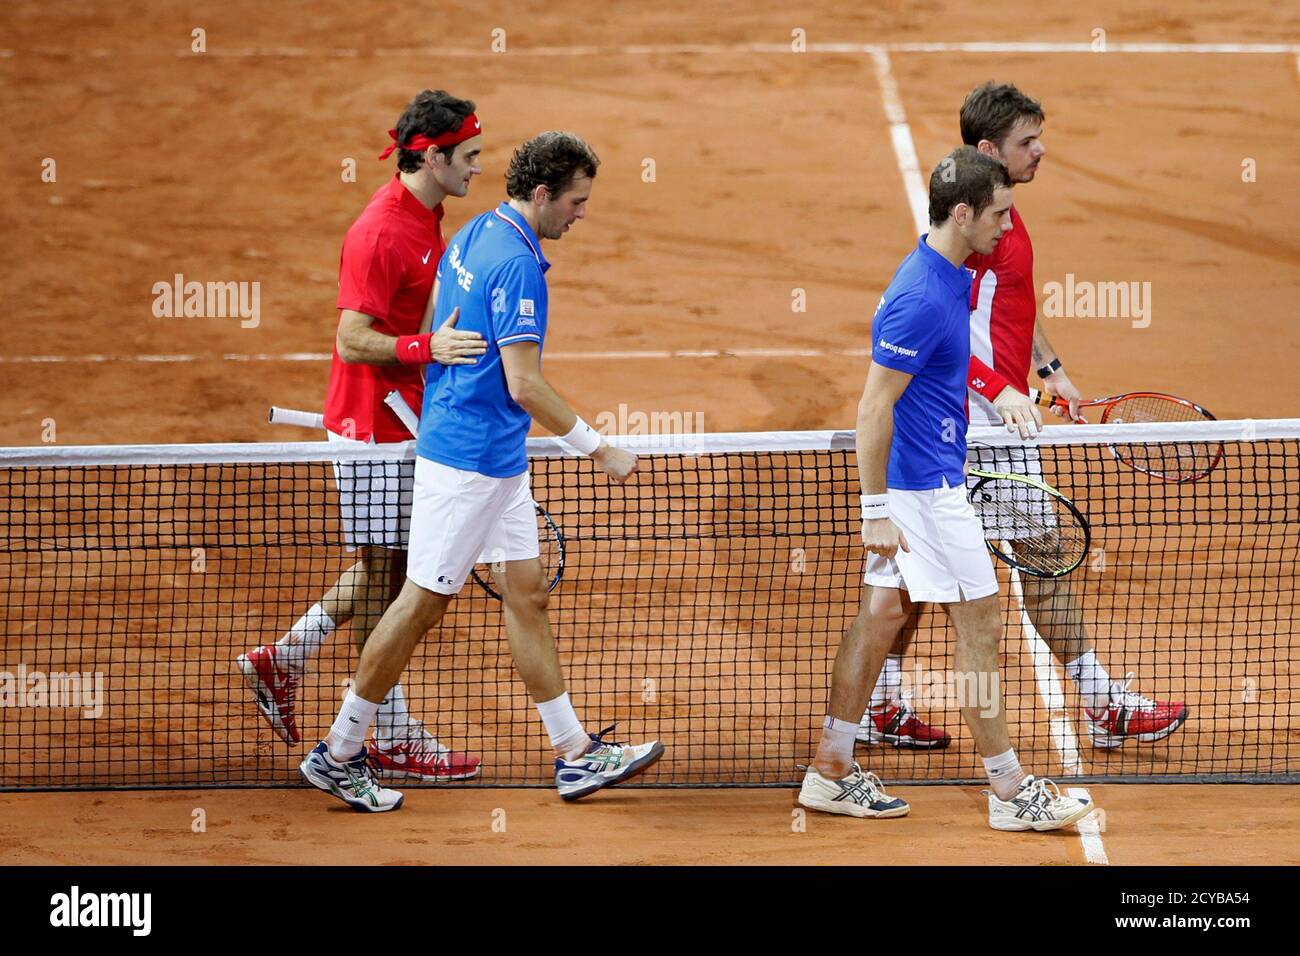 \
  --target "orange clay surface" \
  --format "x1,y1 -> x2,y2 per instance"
1,1 -> 1298,864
